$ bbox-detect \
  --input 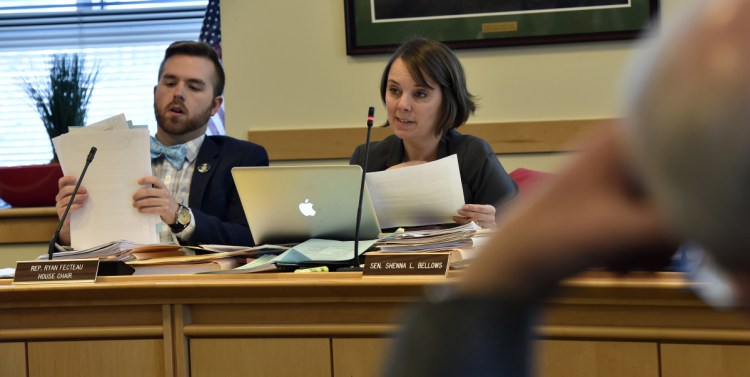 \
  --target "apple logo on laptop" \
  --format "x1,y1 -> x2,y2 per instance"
299,199 -> 316,216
